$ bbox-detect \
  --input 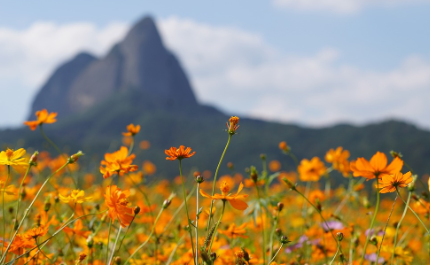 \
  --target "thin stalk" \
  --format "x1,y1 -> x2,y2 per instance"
334,177 -> 366,215
375,195 -> 397,263
179,160 -> 196,264
360,180 -> 380,265
108,226 -> 122,265
1,166 -> 11,255
0,161 -> 70,264
208,201 -> 226,253
166,235 -> 185,265
268,243 -> 284,264
13,166 -> 32,231
268,212 -> 280,262
396,189 -> 430,234
39,125 -> 78,187
256,186 -> 267,265
391,192 -> 411,264
161,186 -> 196,234
124,207 -> 164,264
195,182 -> 199,265
7,210 -> 107,265
115,216 -> 136,255
127,137 -> 135,156
329,245 -> 340,265
291,186 -> 345,263
105,220 -> 112,265
206,134 -> 232,231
